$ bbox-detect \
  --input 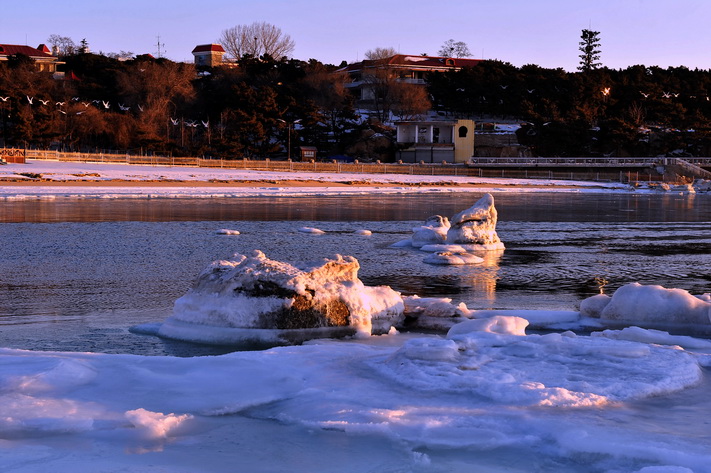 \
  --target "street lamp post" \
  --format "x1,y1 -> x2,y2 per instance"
278,119 -> 301,160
